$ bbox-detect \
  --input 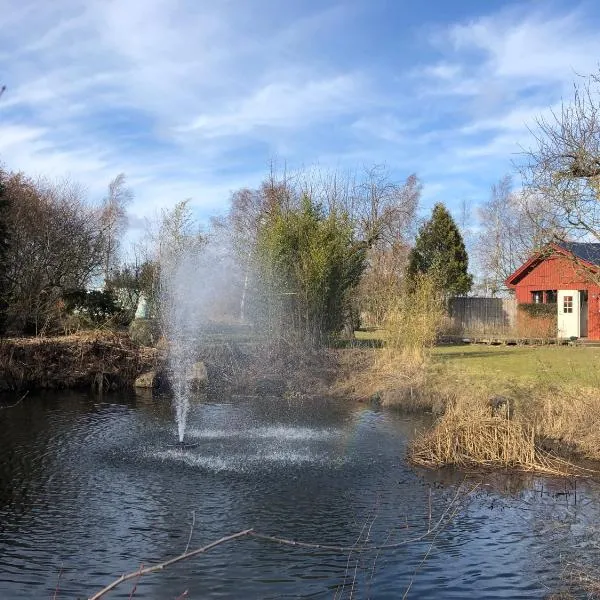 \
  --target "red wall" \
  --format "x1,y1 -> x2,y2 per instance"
511,254 -> 600,340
